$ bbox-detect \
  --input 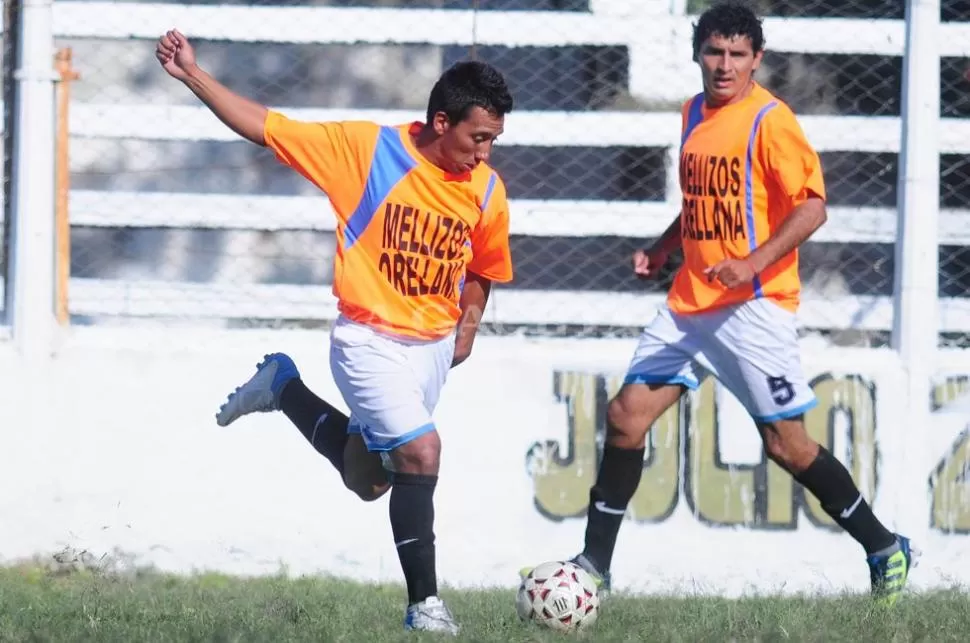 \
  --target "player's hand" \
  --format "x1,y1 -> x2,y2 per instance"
156,29 -> 198,82
632,248 -> 667,279
703,258 -> 757,289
